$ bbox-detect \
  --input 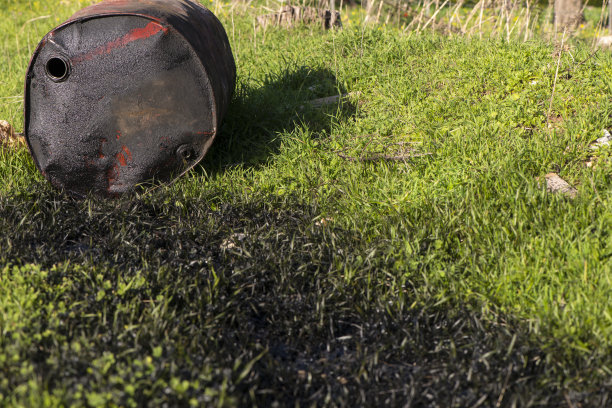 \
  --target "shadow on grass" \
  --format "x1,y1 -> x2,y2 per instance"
0,189 -> 610,406
201,64 -> 354,172
0,64 -> 607,407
